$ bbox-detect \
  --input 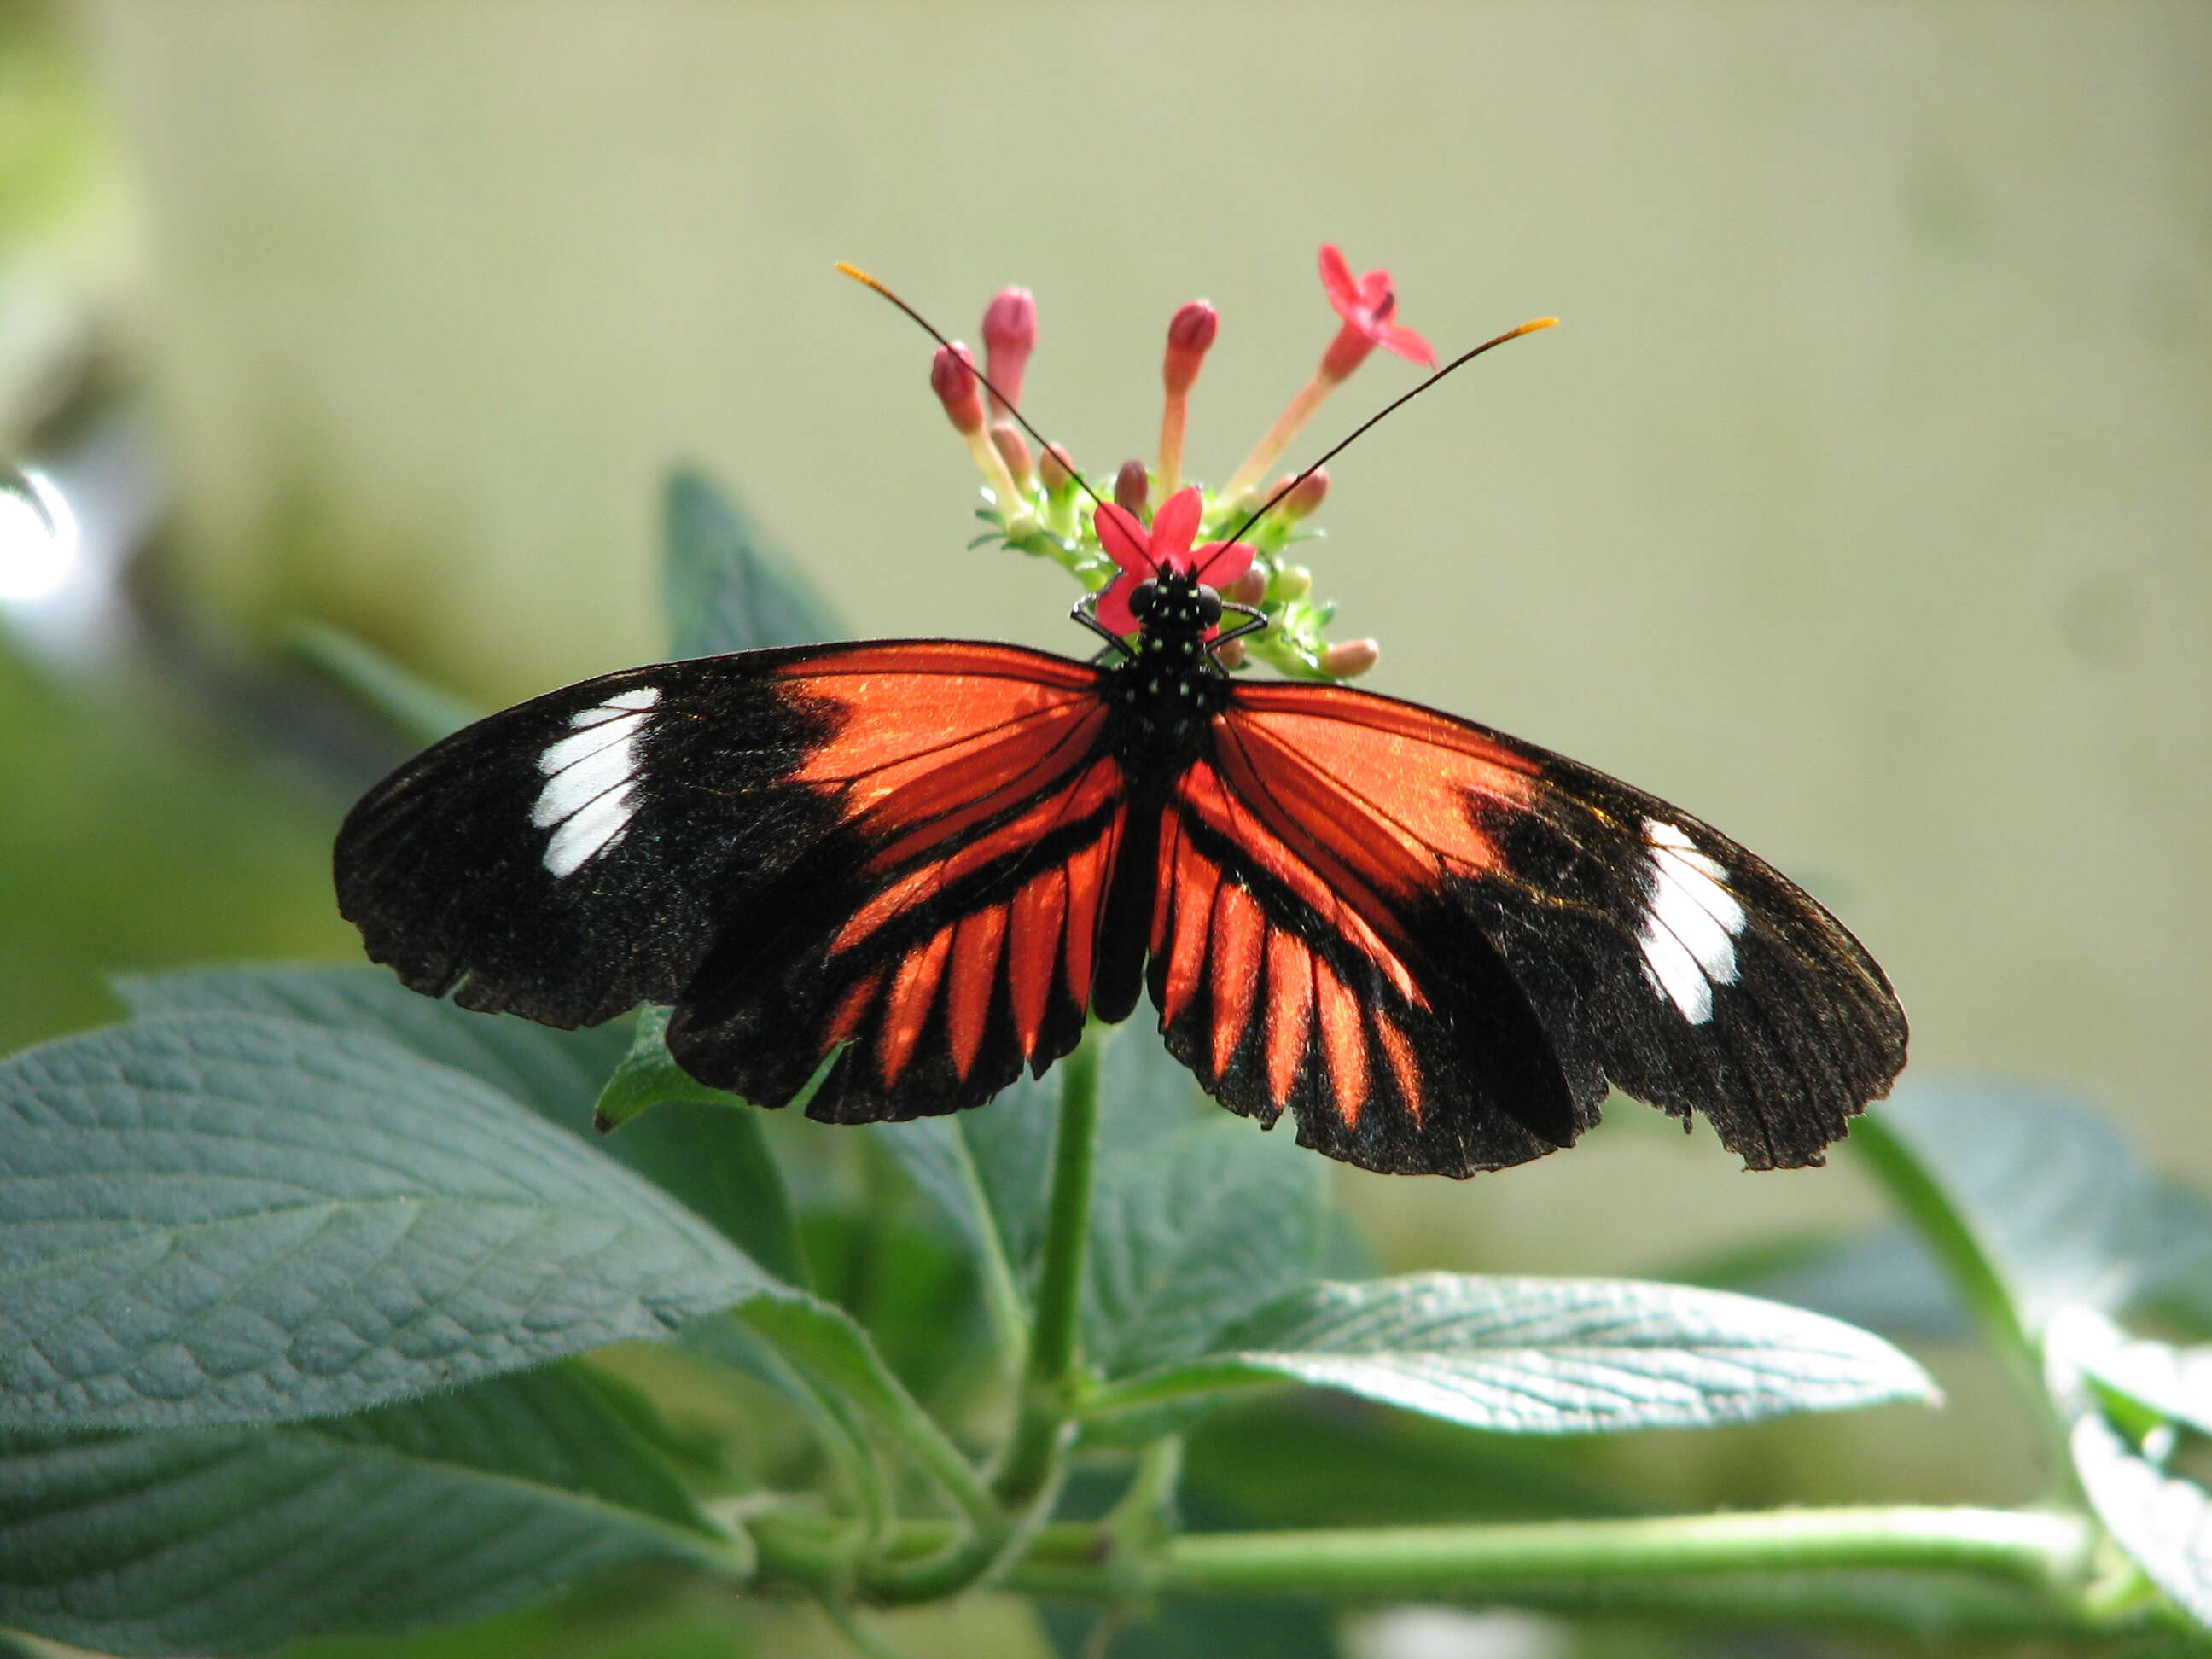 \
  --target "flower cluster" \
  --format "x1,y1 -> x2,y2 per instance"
921,244 -> 1435,680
